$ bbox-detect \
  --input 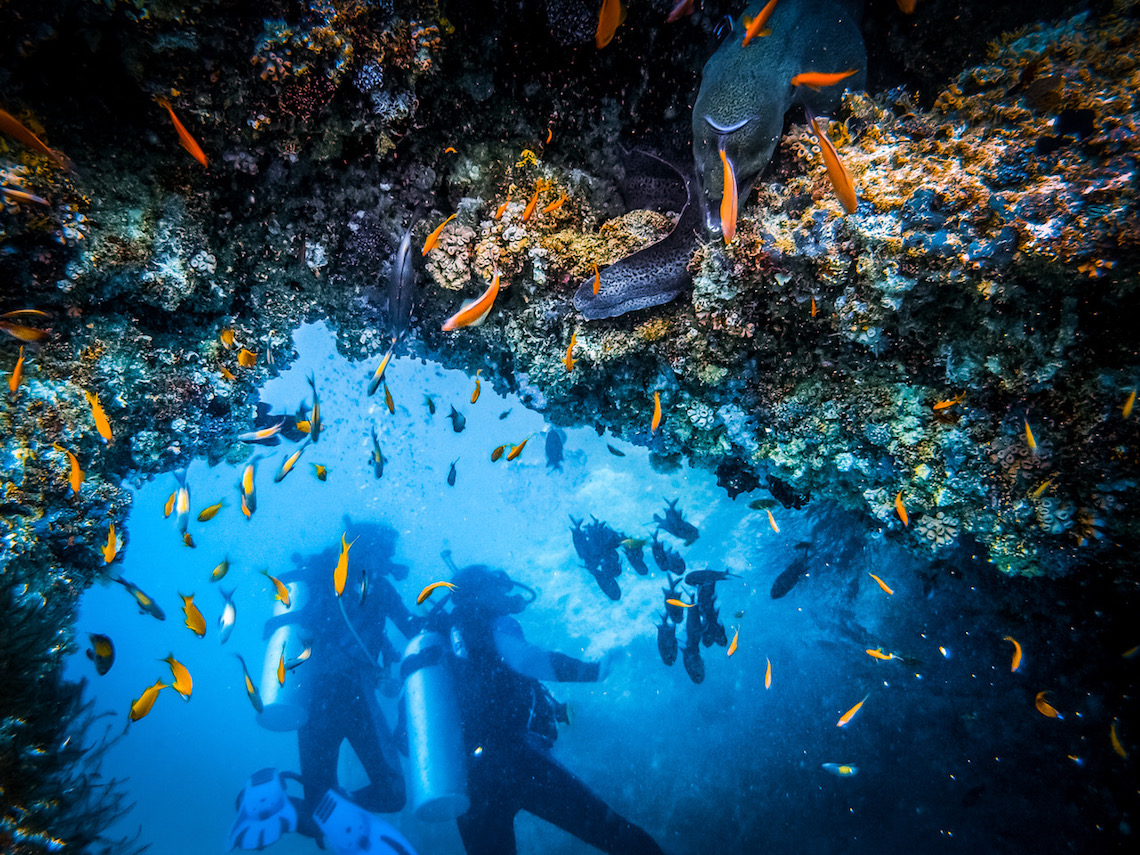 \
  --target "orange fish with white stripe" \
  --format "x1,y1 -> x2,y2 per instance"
807,112 -> 857,214
442,271 -> 501,331
718,144 -> 738,244
837,692 -> 869,727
